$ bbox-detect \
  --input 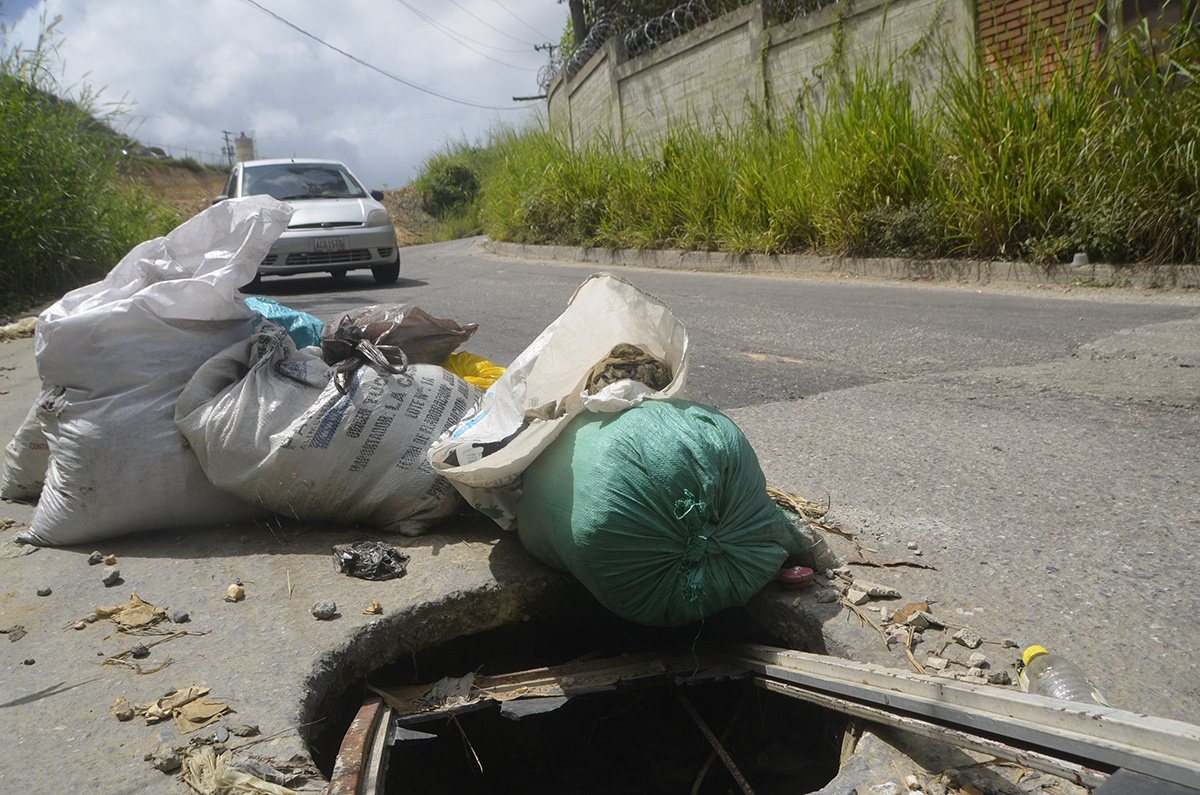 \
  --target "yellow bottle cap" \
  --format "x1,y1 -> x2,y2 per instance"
1023,645 -> 1049,665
